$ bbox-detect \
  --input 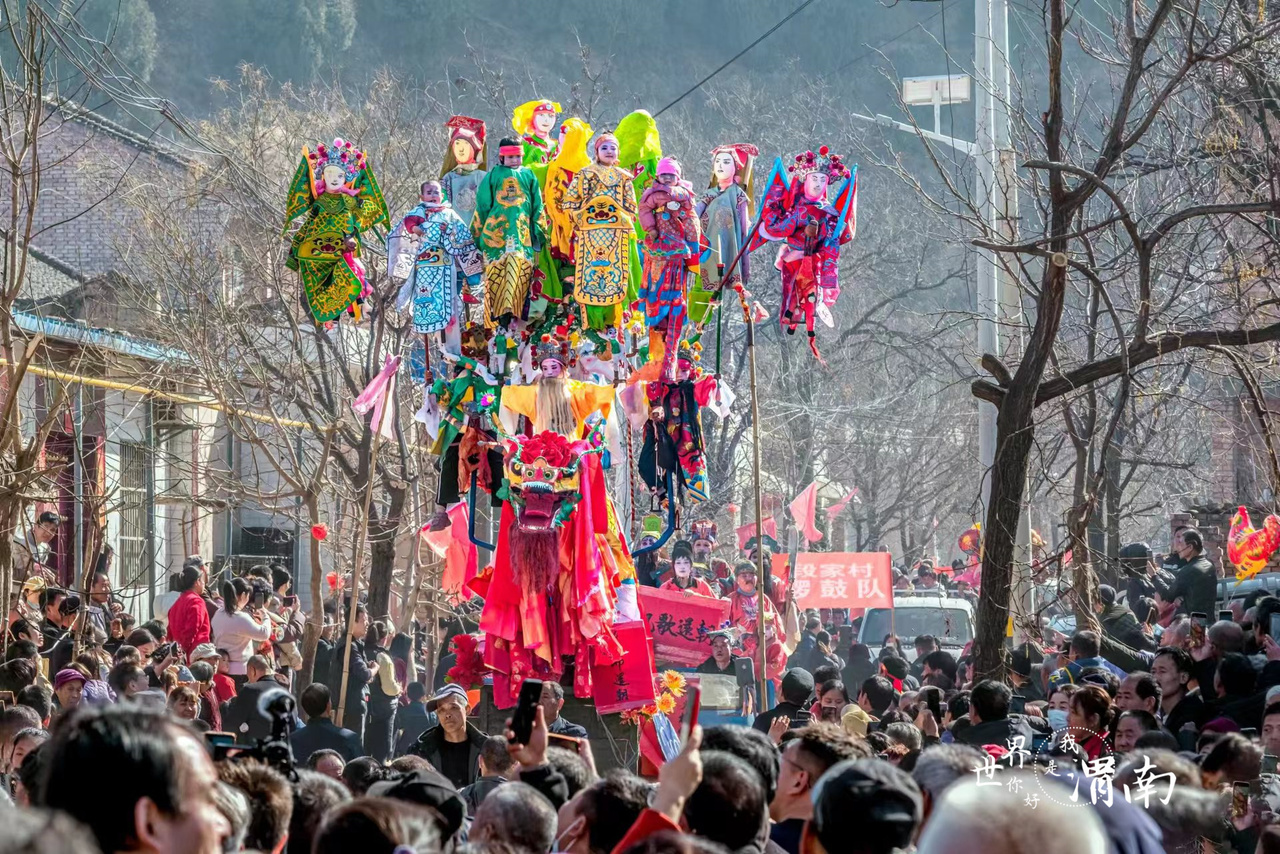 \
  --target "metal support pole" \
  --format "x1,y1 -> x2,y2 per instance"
975,0 -> 1000,521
